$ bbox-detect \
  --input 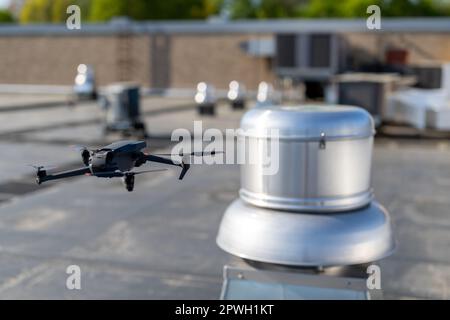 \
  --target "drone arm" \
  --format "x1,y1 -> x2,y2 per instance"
144,154 -> 180,167
143,155 -> 189,180
38,167 -> 91,184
